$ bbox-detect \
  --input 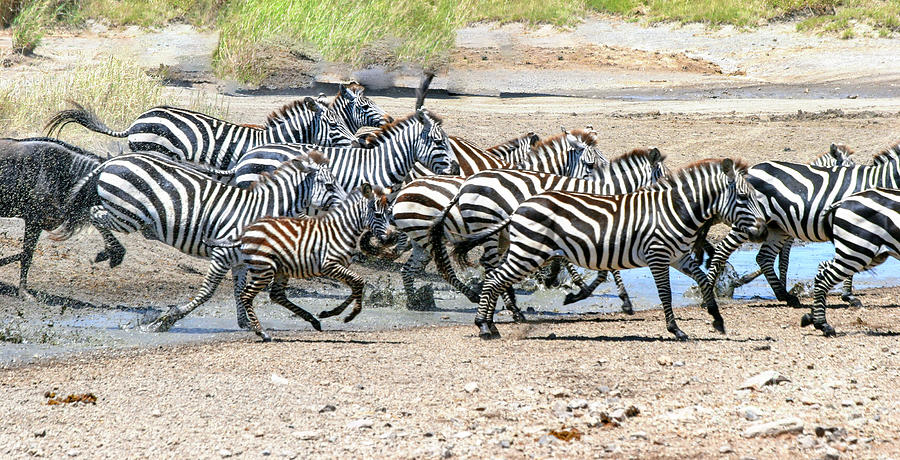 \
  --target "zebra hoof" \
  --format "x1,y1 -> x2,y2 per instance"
94,251 -> 109,263
258,331 -> 272,342
819,323 -> 836,337
842,295 -> 863,308
476,321 -> 499,340
668,326 -> 688,341
317,310 -> 336,319
563,290 -> 588,305
712,318 -> 726,334
109,249 -> 125,269
309,319 -> 322,331
511,310 -> 527,323
781,294 -> 801,308
621,300 -> 634,315
800,313 -> 814,328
